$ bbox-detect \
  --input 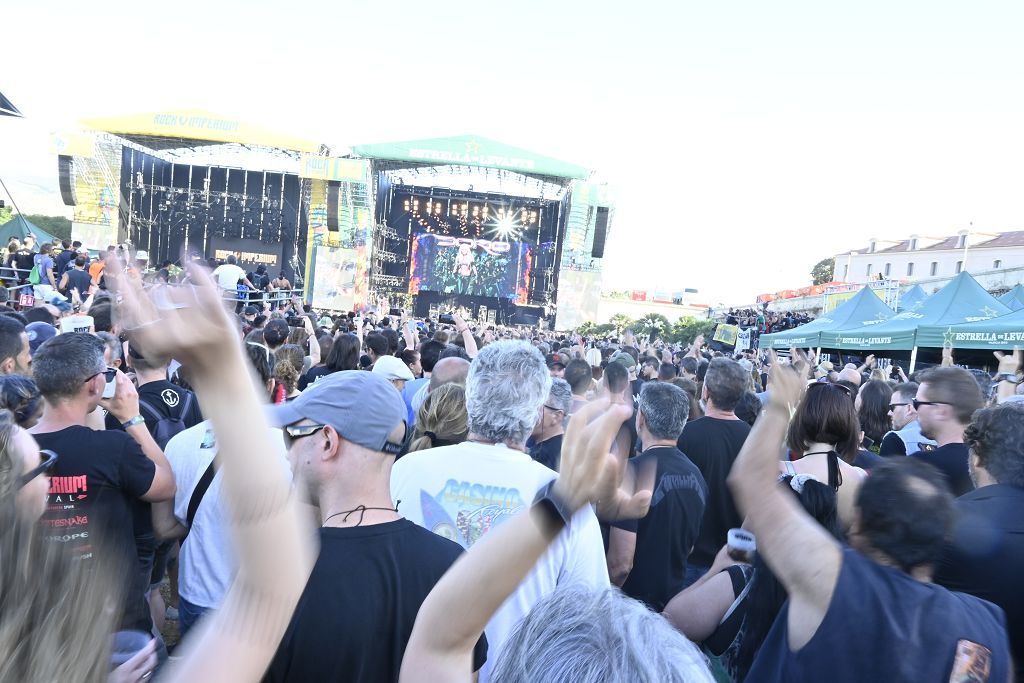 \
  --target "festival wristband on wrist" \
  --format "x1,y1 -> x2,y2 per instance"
122,415 -> 146,429
532,480 -> 572,529
995,372 -> 1020,384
